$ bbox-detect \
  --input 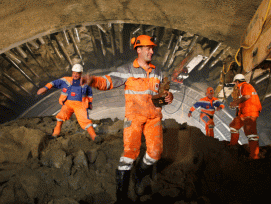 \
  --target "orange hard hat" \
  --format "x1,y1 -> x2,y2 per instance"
206,87 -> 214,94
131,35 -> 157,50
